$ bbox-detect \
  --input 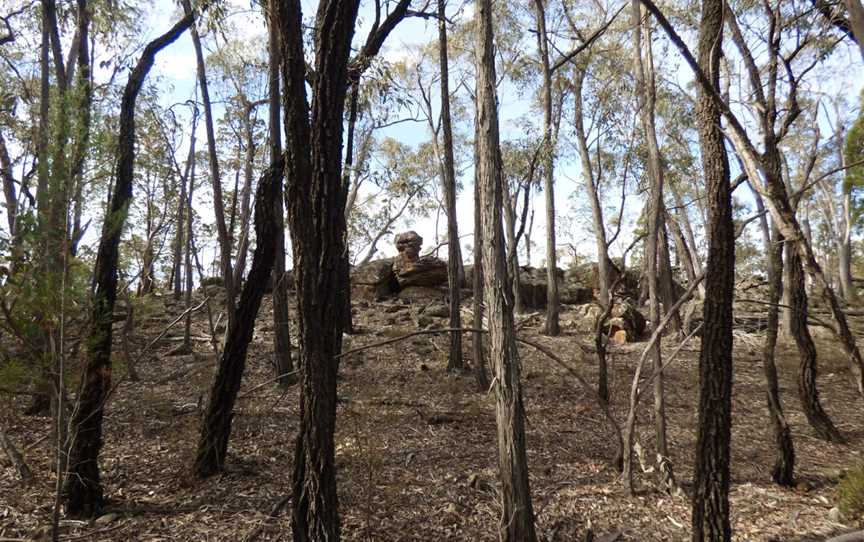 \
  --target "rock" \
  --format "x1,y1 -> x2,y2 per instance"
94,513 -> 119,526
351,258 -> 399,300
829,507 -> 843,523
515,266 -> 592,308
398,286 -> 446,303
200,276 -> 223,288
570,301 -> 646,341
393,256 -> 448,288
424,302 -> 450,318
392,230 -> 448,288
